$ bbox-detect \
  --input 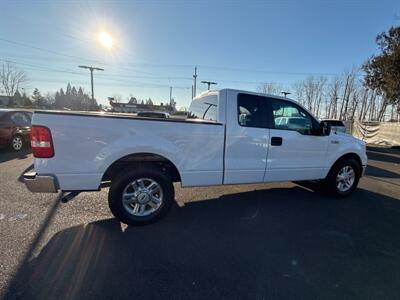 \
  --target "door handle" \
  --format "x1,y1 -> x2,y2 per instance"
271,137 -> 283,146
